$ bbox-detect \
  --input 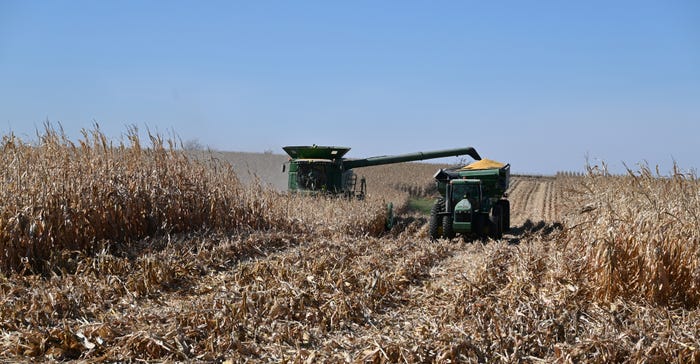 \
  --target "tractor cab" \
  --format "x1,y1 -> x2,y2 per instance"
447,179 -> 483,223
450,179 -> 482,206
